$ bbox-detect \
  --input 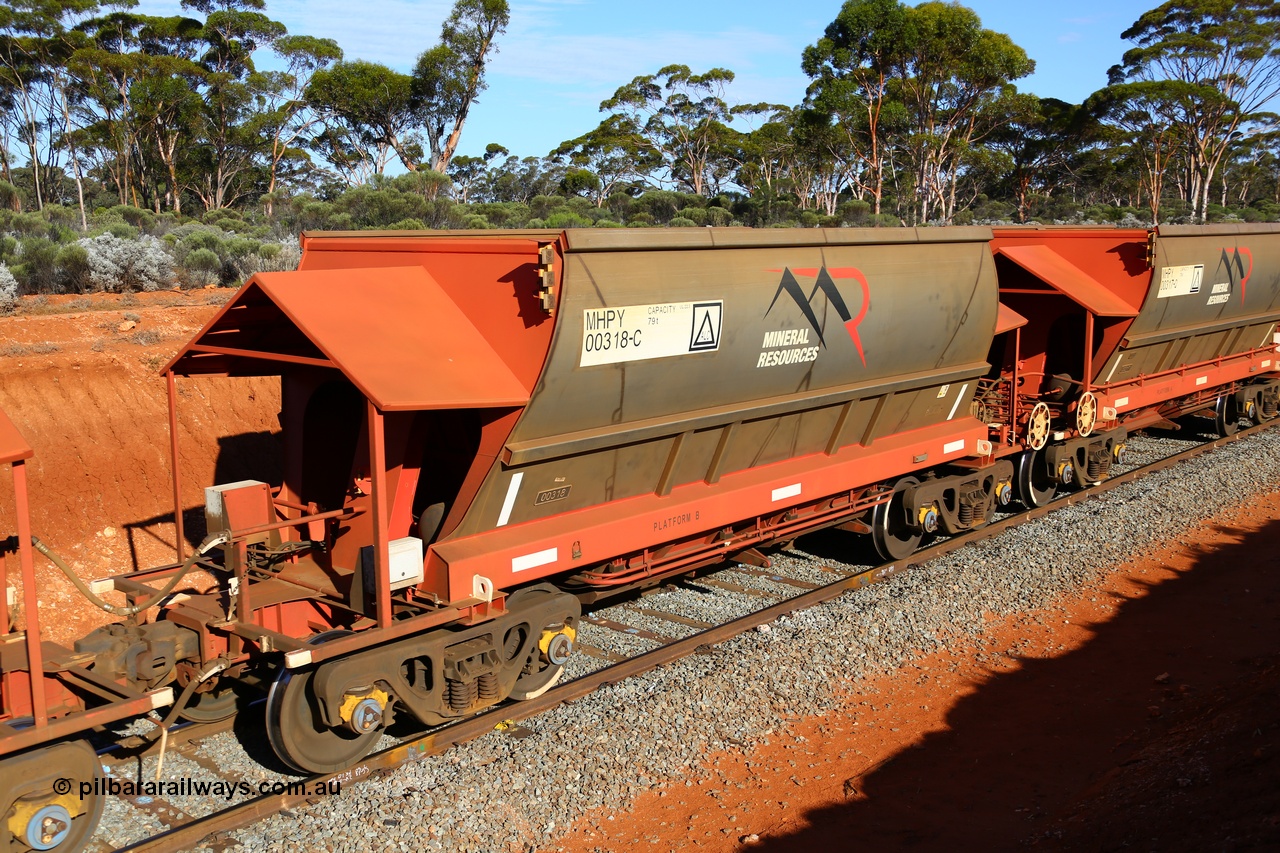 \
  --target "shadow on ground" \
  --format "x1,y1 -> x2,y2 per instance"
756,517 -> 1280,851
